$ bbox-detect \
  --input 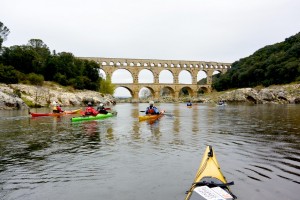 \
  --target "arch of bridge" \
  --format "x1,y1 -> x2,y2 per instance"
79,57 -> 231,99
112,83 -> 205,99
